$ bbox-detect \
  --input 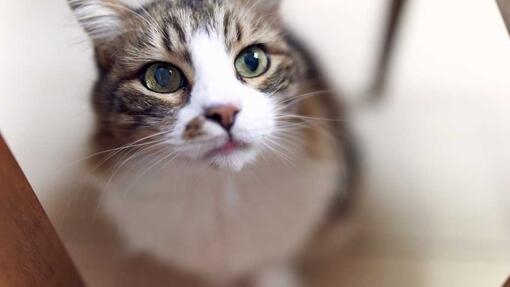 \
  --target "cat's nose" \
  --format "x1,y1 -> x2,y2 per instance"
204,105 -> 240,131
